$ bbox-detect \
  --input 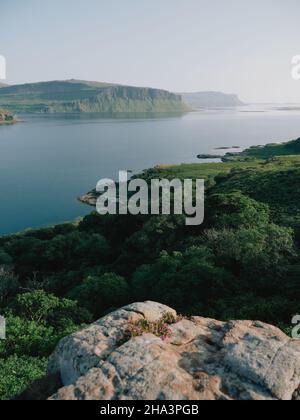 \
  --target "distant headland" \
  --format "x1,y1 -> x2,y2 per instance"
0,80 -> 190,114
181,91 -> 245,108
0,79 -> 244,114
